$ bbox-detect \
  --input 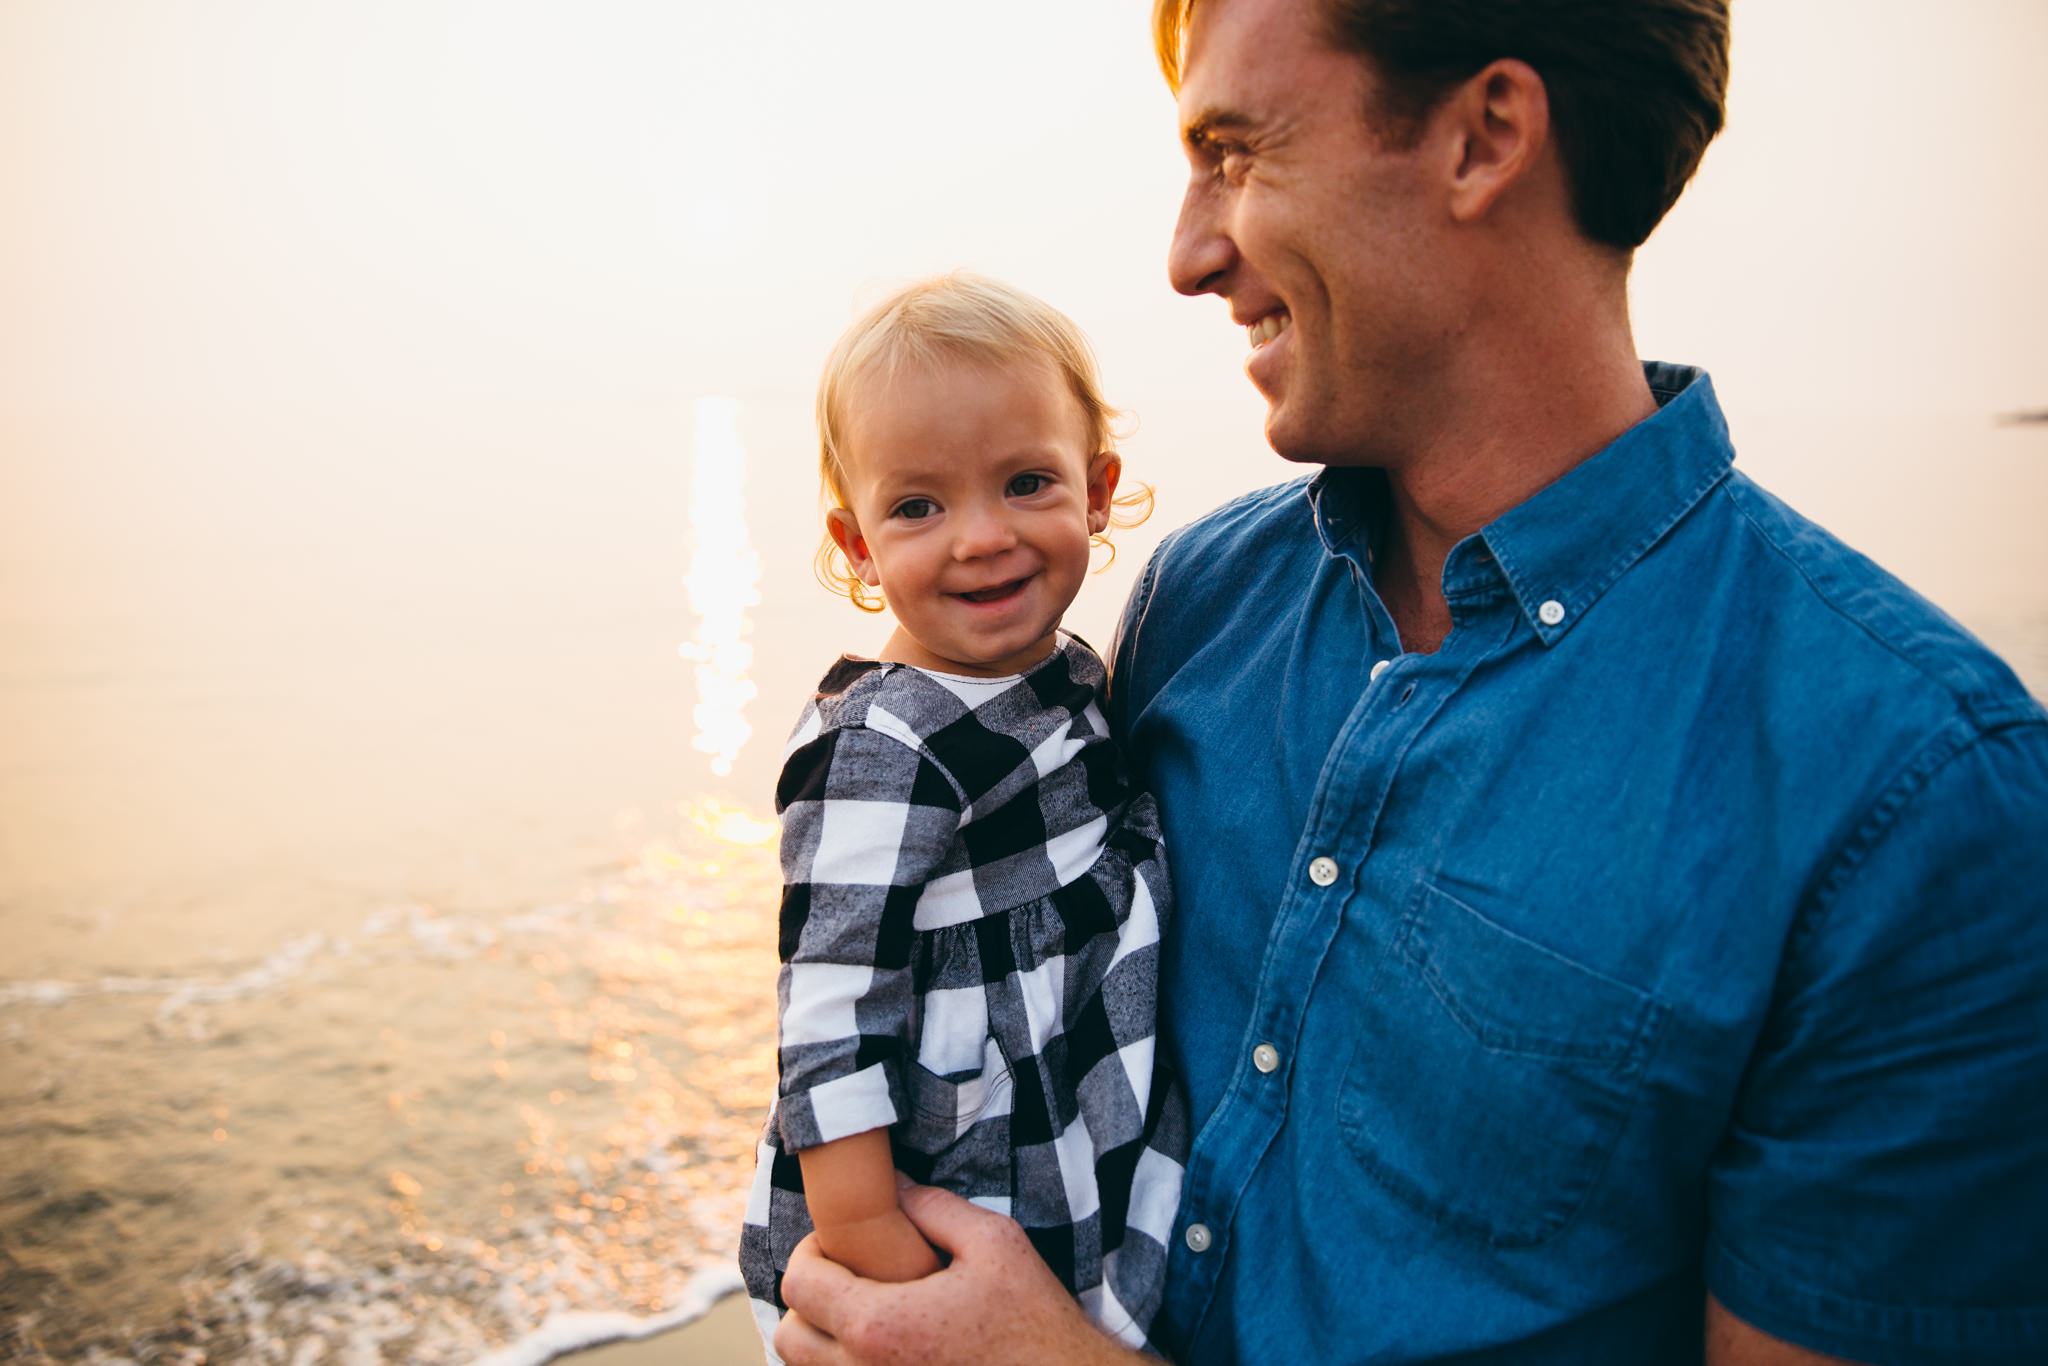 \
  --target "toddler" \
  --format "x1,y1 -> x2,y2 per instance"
738,274 -> 1187,1357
